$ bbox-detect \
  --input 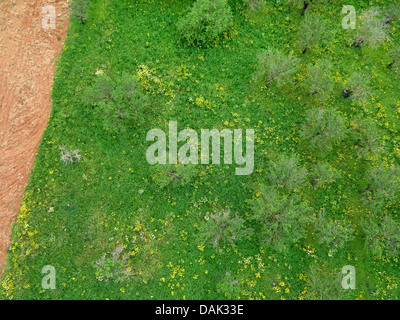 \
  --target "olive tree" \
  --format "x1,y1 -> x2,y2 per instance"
304,59 -> 334,101
199,209 -> 252,247
359,165 -> 400,204
315,209 -> 355,252
311,162 -> 342,188
249,186 -> 314,252
352,8 -> 388,48
362,215 -> 400,258
300,108 -> 348,152
351,118 -> 384,158
386,47 -> 400,69
298,14 -> 328,54
342,72 -> 371,106
70,0 -> 90,25
256,48 -> 300,87
178,0 -> 233,47
267,154 -> 308,190
83,73 -> 147,132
